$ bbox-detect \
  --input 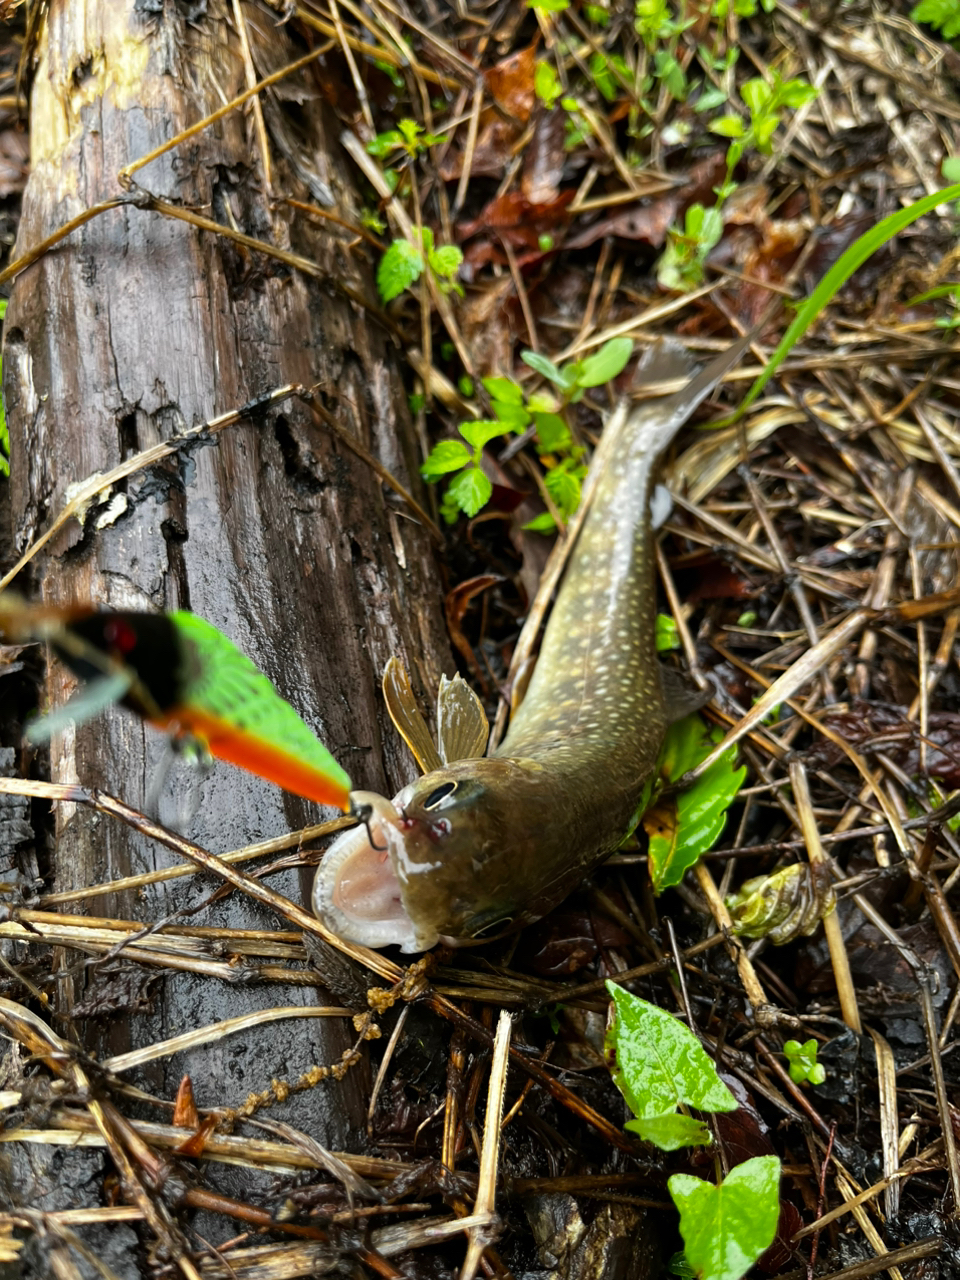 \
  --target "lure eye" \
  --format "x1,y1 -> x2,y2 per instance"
103,617 -> 138,655
422,781 -> 457,810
